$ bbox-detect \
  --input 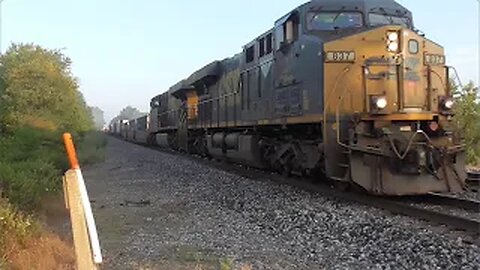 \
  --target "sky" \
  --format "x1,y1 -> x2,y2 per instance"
3,0 -> 479,121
